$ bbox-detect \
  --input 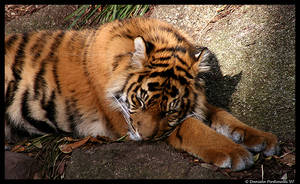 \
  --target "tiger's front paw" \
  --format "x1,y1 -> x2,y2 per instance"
200,144 -> 254,171
242,129 -> 280,157
217,125 -> 280,157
